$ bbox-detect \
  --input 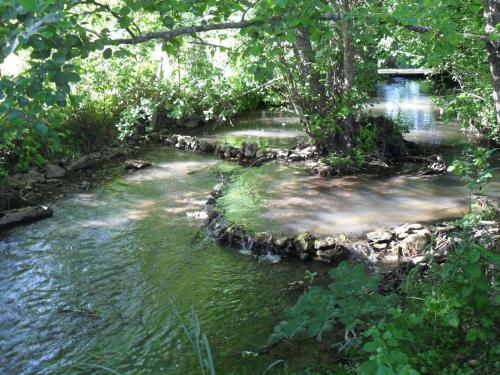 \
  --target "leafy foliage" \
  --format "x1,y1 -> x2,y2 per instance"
272,231 -> 500,374
359,238 -> 499,374
270,262 -> 398,345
